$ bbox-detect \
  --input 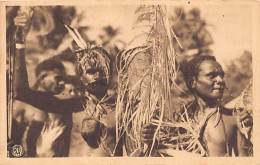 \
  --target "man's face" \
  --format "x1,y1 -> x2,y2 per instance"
81,67 -> 107,94
38,68 -> 65,95
193,60 -> 225,102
